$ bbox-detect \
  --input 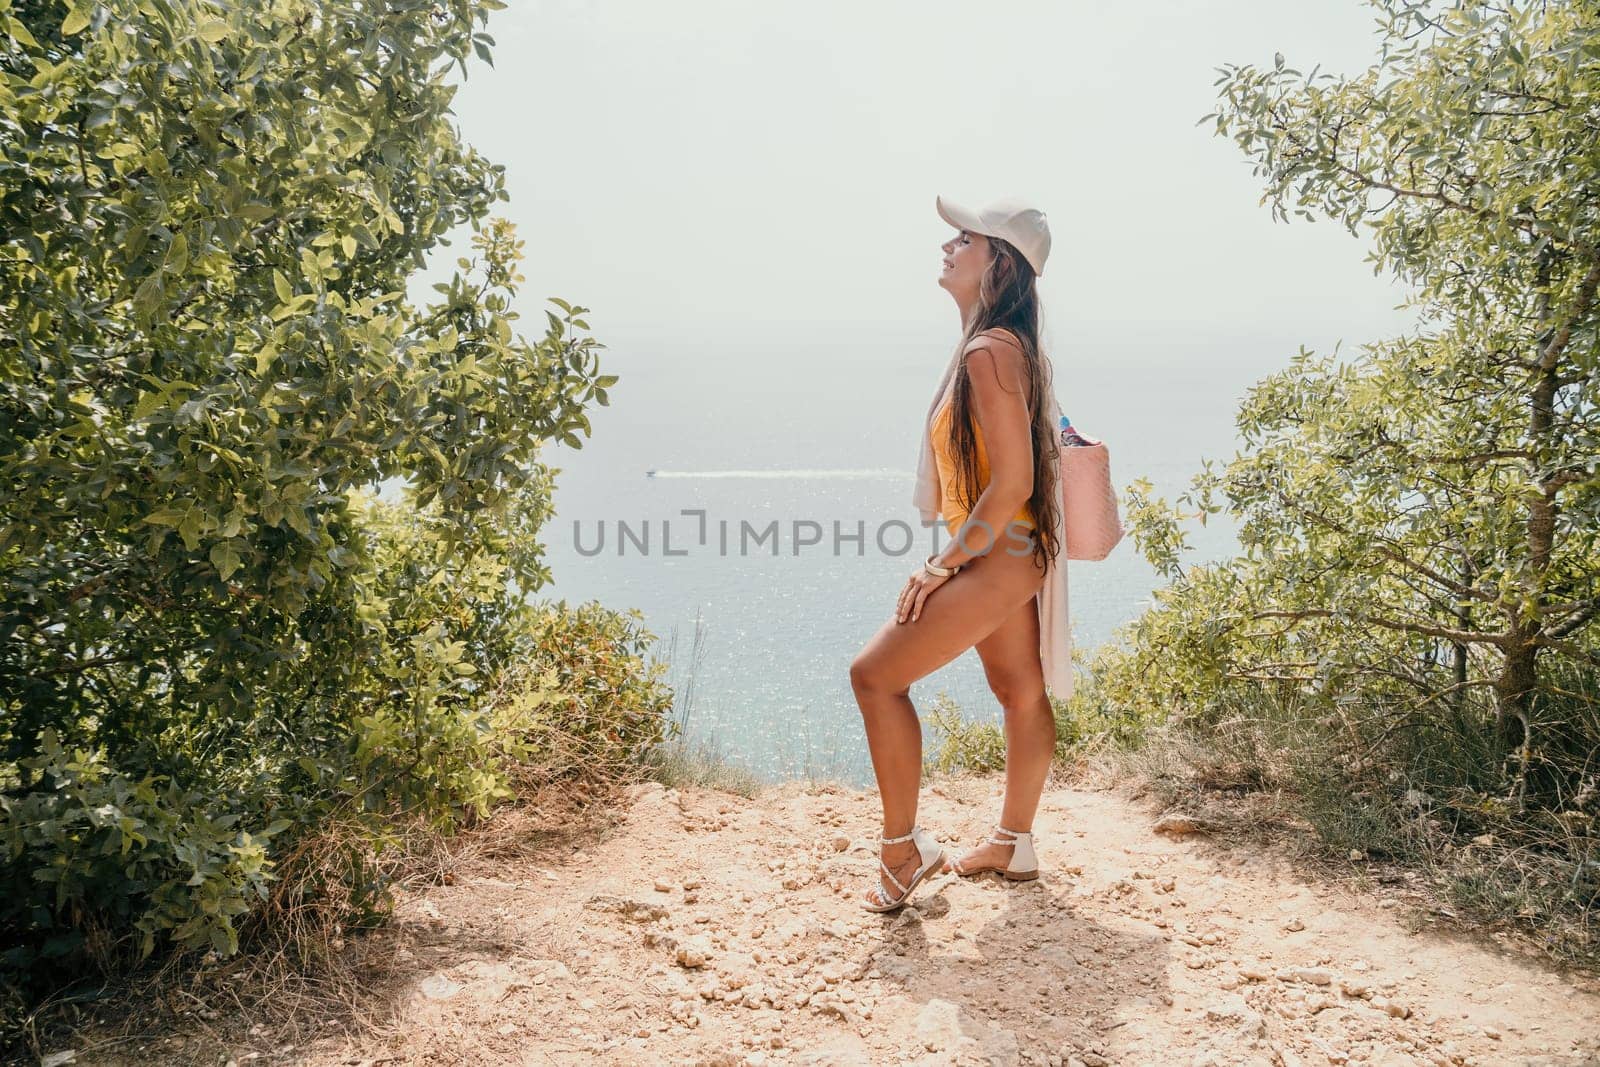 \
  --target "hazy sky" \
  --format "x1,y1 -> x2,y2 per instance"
405,0 -> 1431,508
432,0 -> 1416,360
410,1 -> 1429,769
